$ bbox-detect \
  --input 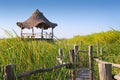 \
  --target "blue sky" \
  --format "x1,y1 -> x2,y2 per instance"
0,0 -> 120,38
